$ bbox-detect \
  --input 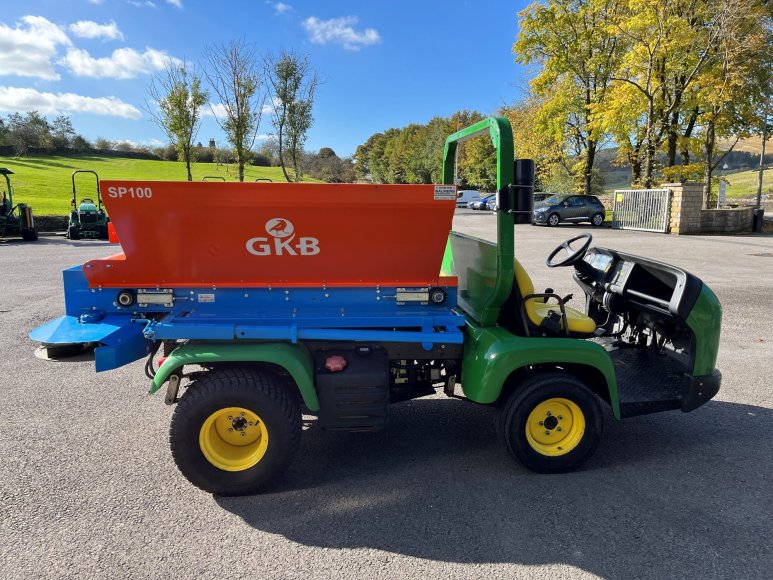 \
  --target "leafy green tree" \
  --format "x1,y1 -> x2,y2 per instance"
146,61 -> 209,181
263,50 -> 321,182
7,111 -> 51,156
606,0 -> 732,187
369,129 -> 399,183
693,0 -> 771,206
50,115 -> 76,149
515,0 -> 621,195
305,148 -> 356,183
353,134 -> 381,181
204,40 -> 264,182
